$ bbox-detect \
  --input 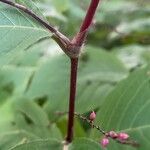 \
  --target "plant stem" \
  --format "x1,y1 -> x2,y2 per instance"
66,58 -> 78,143
66,0 -> 100,143
80,0 -> 100,32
